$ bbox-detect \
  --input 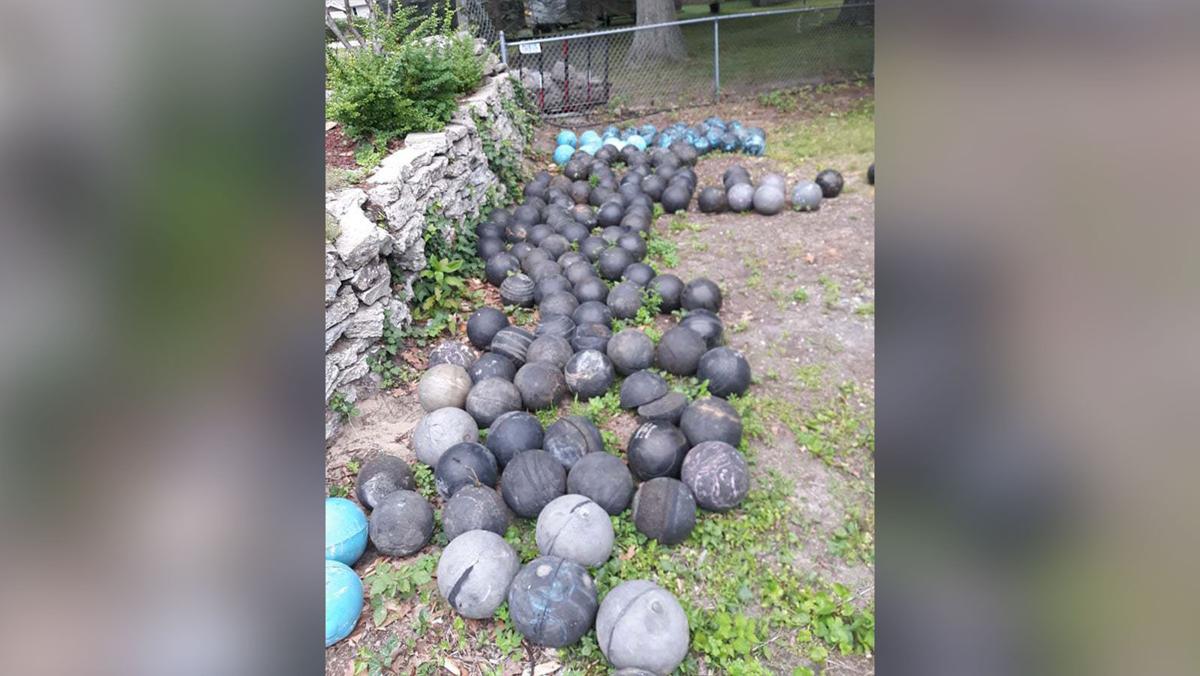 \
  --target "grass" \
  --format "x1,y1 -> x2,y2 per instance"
767,97 -> 875,170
